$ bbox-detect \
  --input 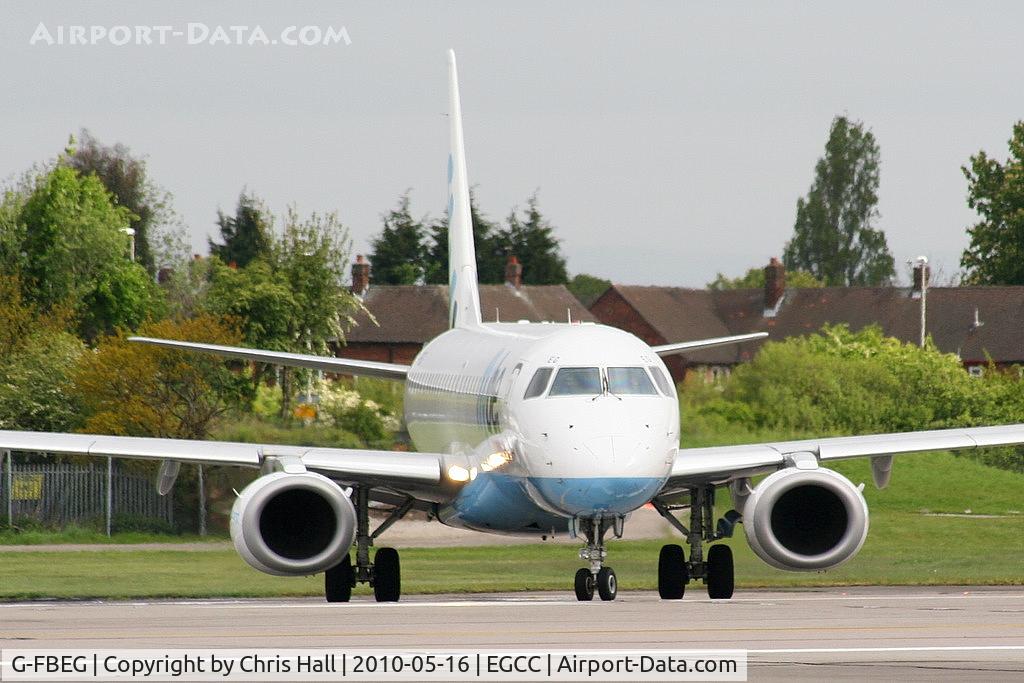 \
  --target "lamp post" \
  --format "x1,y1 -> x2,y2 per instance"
915,255 -> 928,348
120,227 -> 136,262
